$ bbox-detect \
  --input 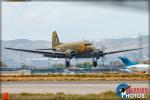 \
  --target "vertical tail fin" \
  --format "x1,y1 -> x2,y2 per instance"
52,31 -> 60,48
118,57 -> 138,67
